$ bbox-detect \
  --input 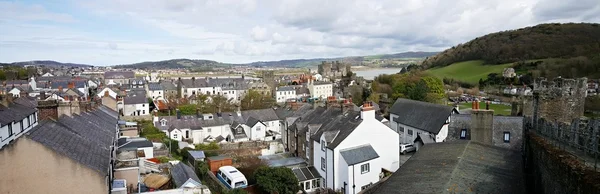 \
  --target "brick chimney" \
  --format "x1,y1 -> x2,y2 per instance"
37,100 -> 59,120
58,86 -> 63,92
68,81 -> 75,89
104,91 -> 109,97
